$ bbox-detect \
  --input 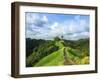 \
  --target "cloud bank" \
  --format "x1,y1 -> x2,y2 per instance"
25,12 -> 90,40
